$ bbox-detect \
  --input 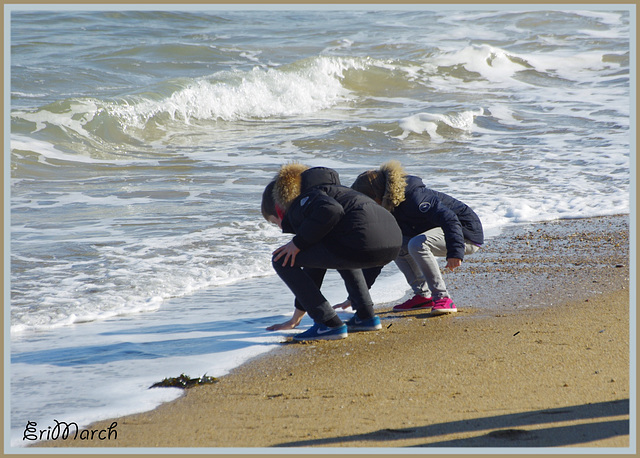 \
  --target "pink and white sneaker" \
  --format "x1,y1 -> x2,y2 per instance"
431,297 -> 457,315
392,294 -> 434,311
